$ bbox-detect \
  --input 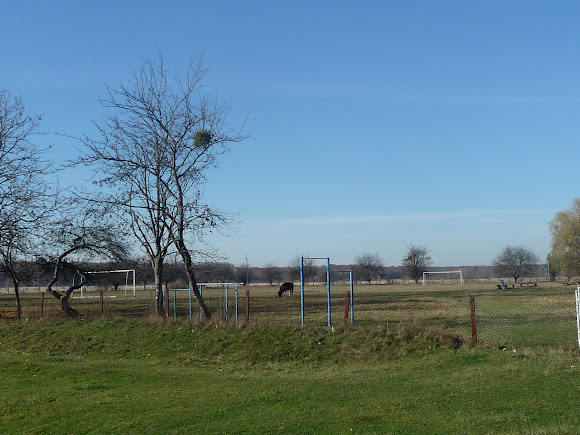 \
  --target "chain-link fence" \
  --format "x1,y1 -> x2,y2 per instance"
1,283 -> 578,350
